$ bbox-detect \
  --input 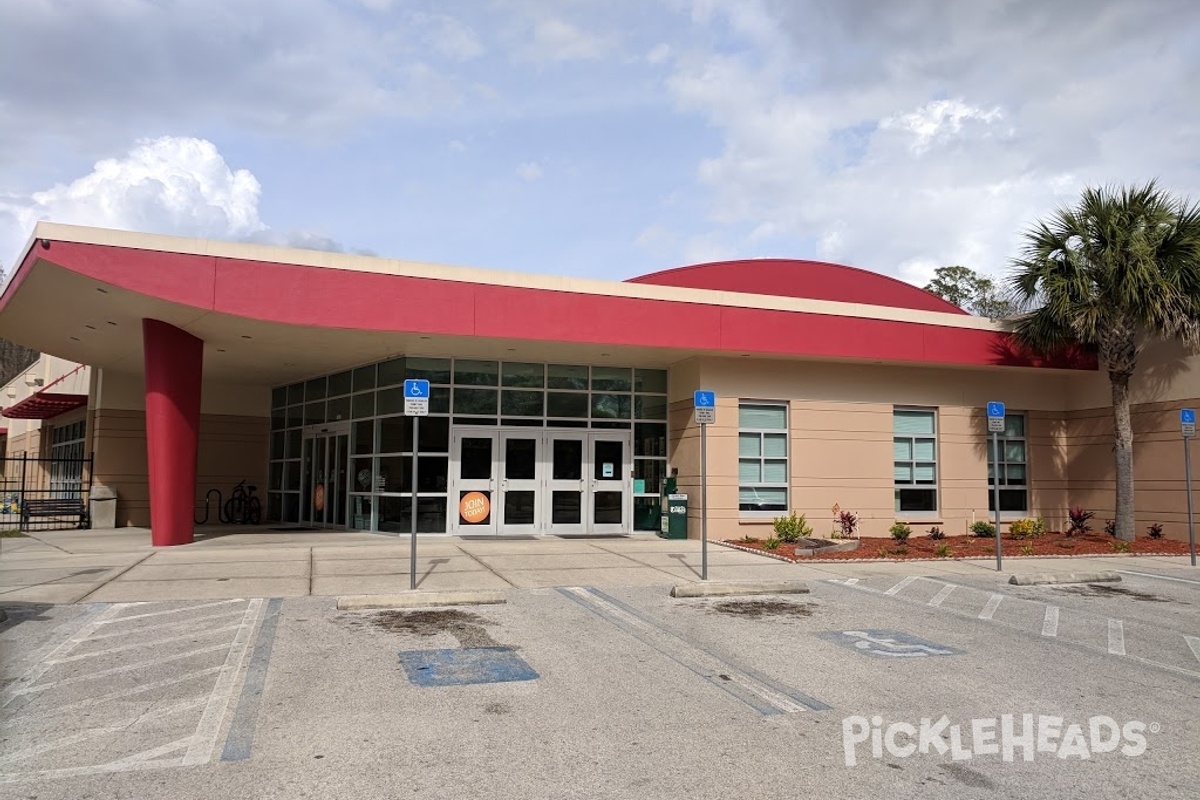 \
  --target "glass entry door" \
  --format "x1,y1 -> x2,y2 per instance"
448,427 -> 631,535
544,433 -> 587,535
589,435 -> 629,534
301,423 -> 350,528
